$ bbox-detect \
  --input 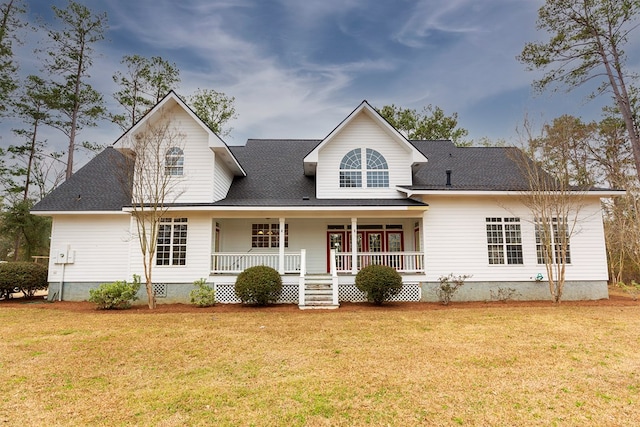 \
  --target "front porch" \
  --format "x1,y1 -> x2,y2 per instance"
207,214 -> 429,308
210,249 -> 425,308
